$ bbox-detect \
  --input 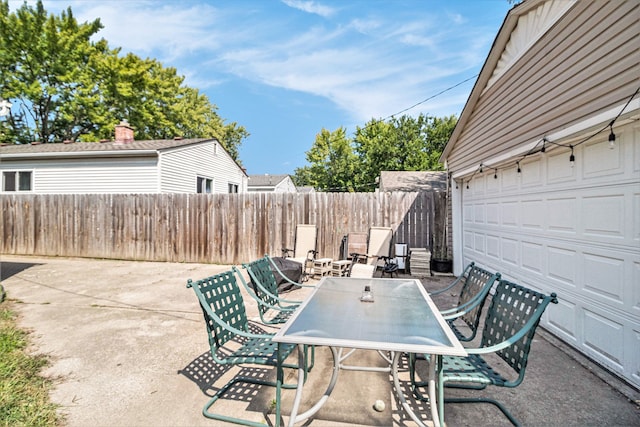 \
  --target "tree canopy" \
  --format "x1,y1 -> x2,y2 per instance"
0,0 -> 247,161
294,113 -> 457,191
